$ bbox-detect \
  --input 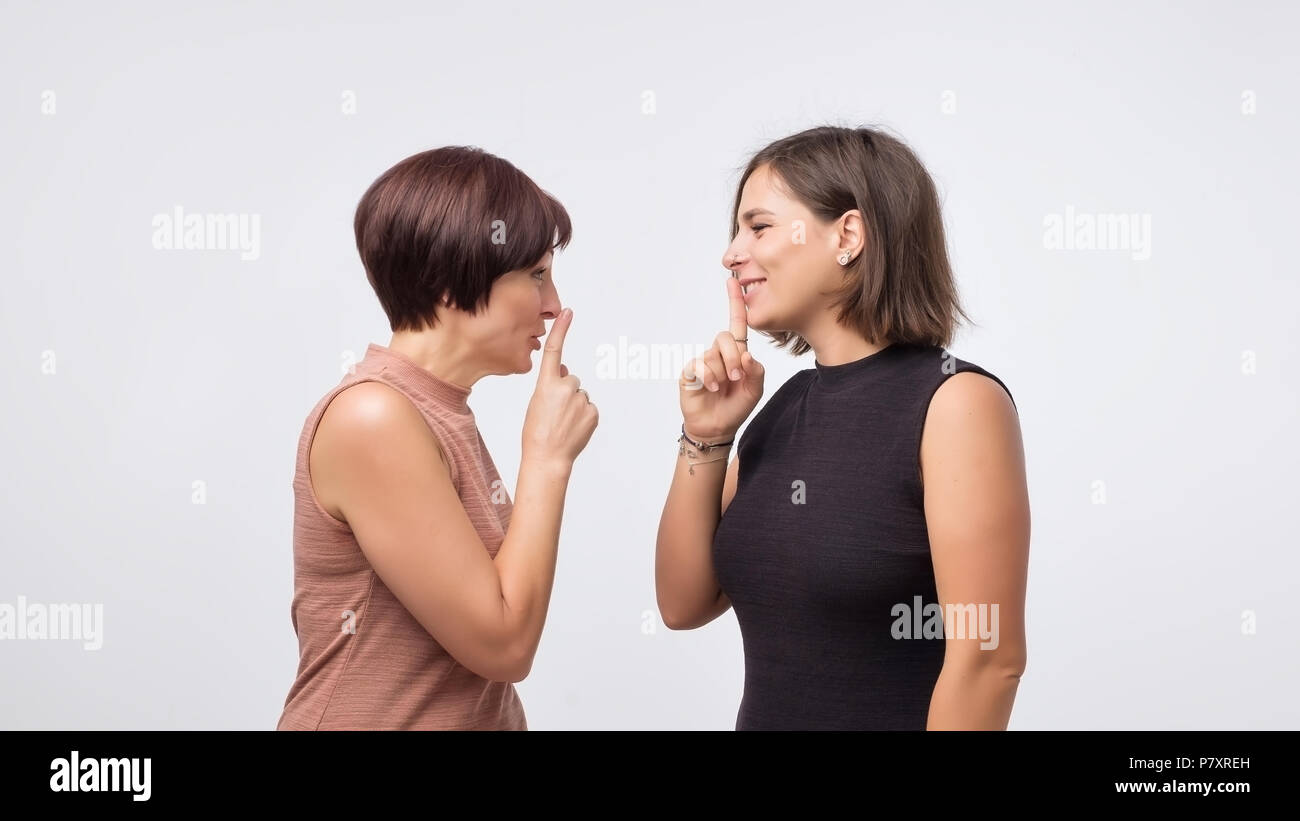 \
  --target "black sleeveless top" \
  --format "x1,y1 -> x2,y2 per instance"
712,342 -> 1015,730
